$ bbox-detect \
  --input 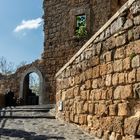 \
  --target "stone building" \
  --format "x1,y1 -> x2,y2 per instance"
0,0 -> 127,106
